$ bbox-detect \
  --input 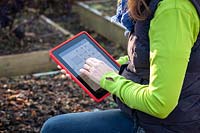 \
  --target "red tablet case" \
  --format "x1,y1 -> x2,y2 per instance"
49,31 -> 120,102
